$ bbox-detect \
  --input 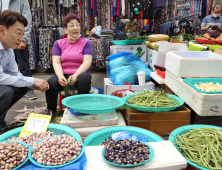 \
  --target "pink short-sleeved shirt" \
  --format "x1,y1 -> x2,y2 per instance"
52,37 -> 93,75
